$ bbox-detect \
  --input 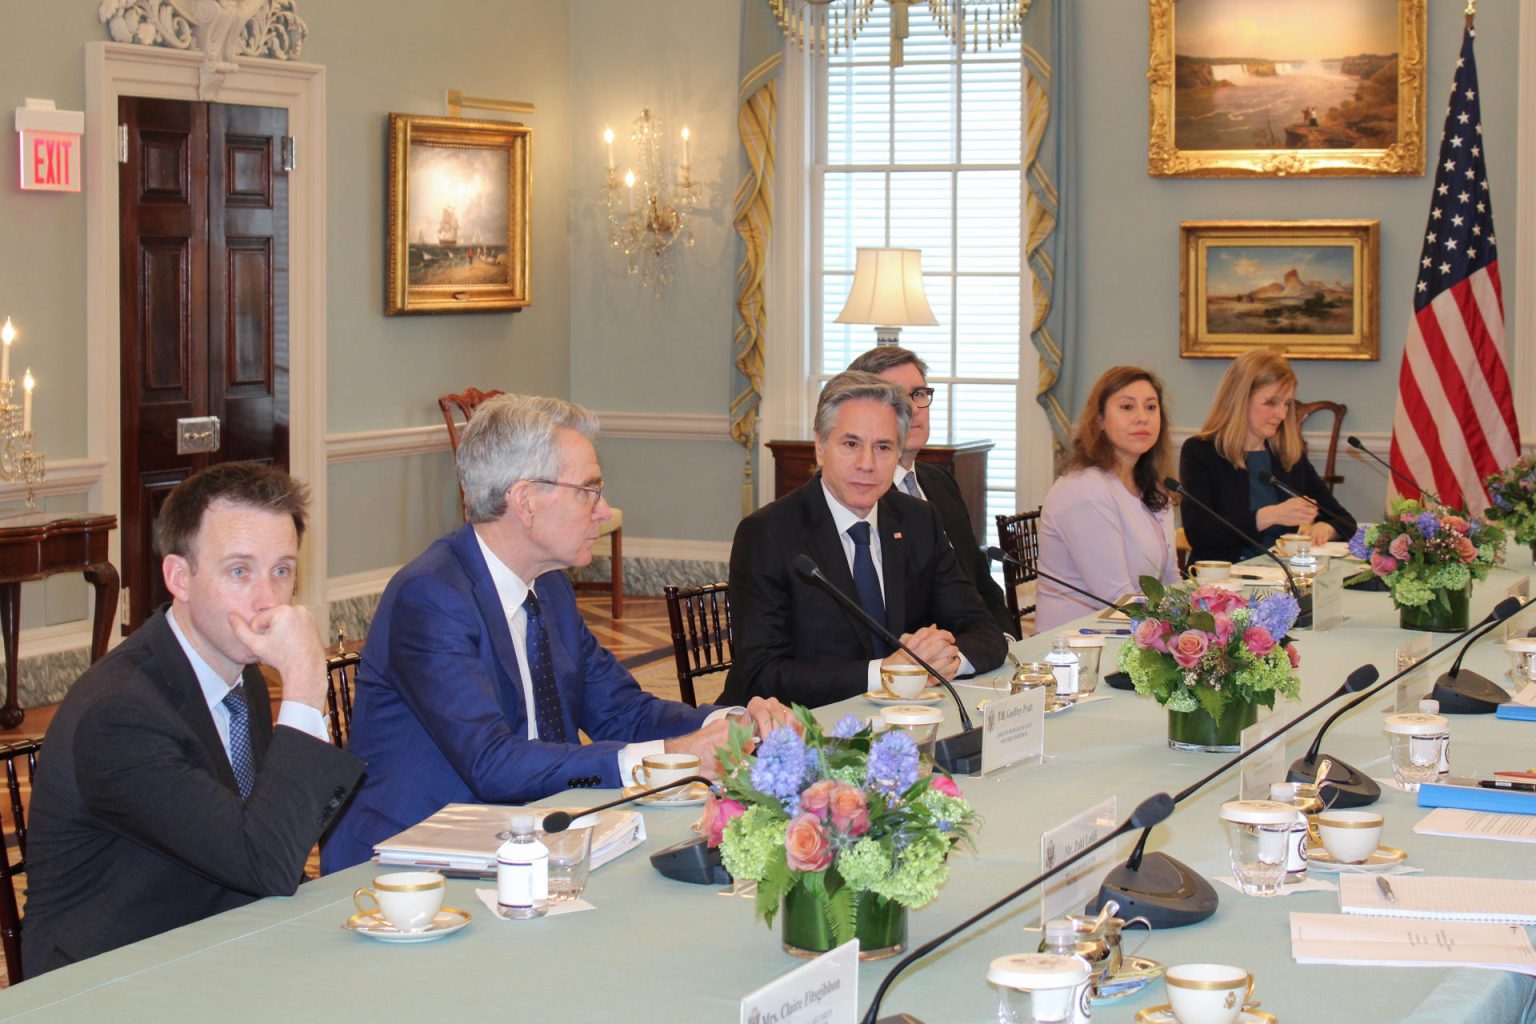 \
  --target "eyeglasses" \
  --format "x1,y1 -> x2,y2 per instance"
908,387 -> 935,409
529,479 -> 605,507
